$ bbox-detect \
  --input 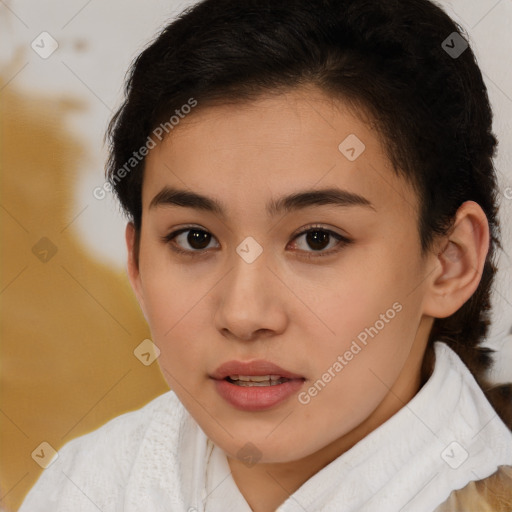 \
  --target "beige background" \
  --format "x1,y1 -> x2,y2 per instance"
1,0 -> 511,510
